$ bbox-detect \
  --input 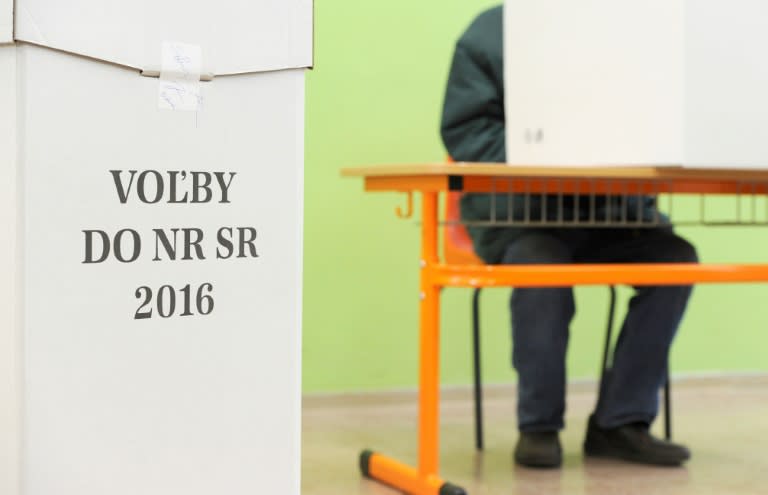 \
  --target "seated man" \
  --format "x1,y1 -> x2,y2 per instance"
440,5 -> 698,469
